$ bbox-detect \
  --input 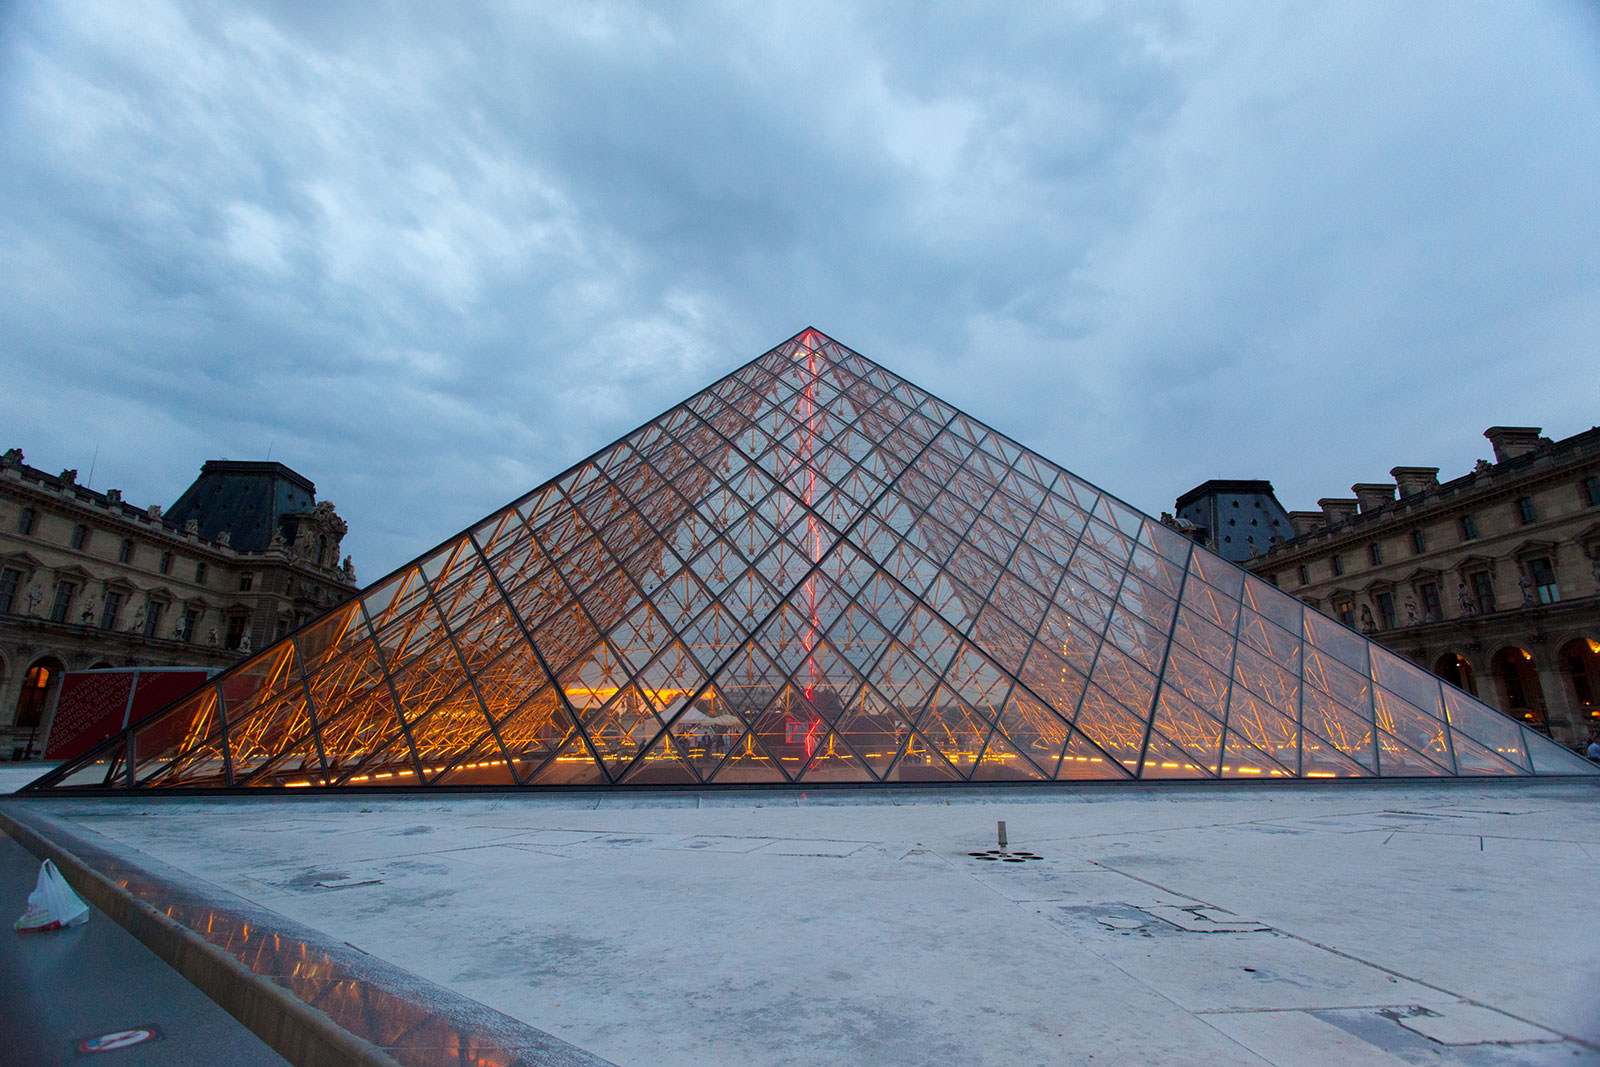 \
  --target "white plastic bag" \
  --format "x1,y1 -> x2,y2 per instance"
14,859 -> 89,933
